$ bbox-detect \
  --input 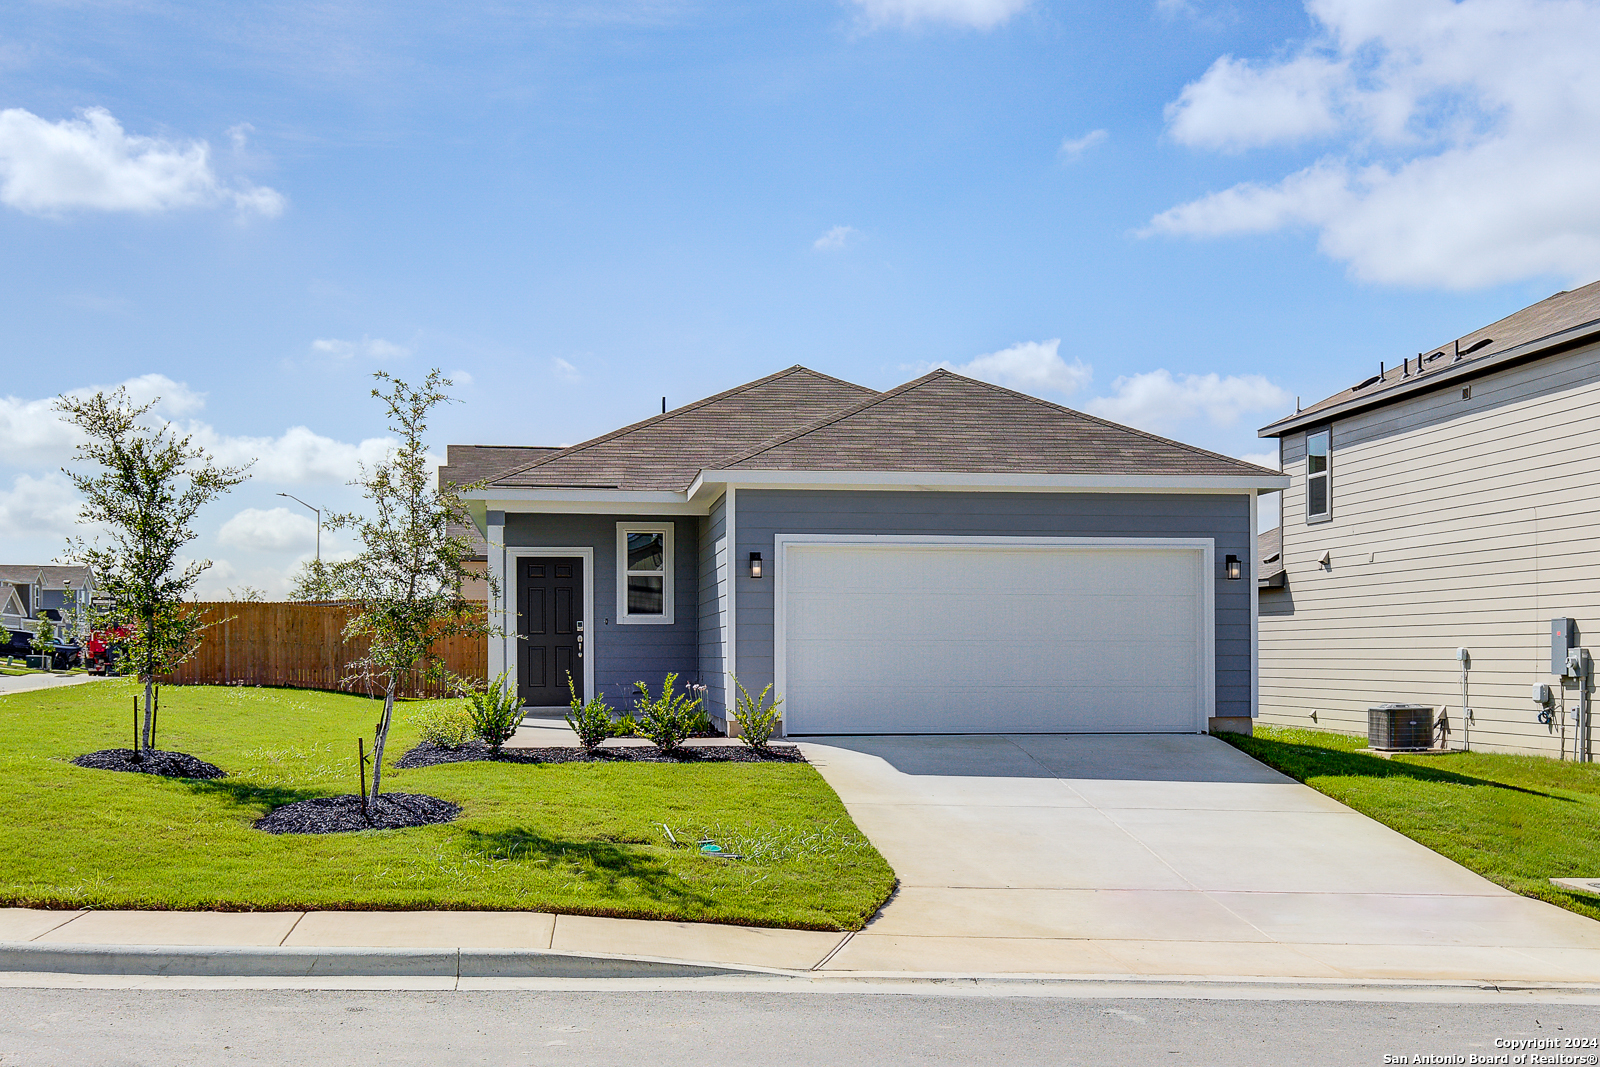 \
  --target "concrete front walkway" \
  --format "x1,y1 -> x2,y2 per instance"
798,733 -> 1600,981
